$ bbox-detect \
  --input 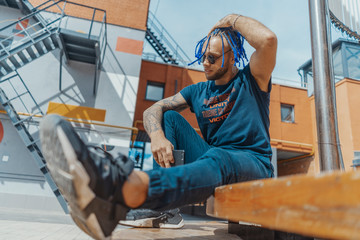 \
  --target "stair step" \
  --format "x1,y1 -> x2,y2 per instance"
42,37 -> 54,51
26,139 -> 40,148
41,170 -> 59,189
25,46 -> 37,59
34,41 -> 46,55
2,106 -> 21,123
1,0 -> 19,9
39,162 -> 47,170
60,31 -> 97,48
0,66 -> 7,77
27,144 -> 46,162
8,55 -> 22,68
65,43 -> 96,56
17,51 -> 30,64
0,59 -> 14,73
68,52 -> 96,64
50,34 -> 59,48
